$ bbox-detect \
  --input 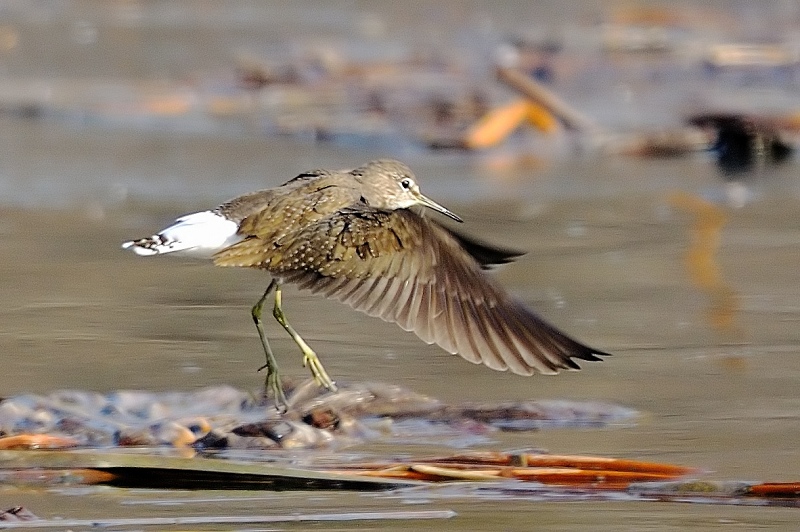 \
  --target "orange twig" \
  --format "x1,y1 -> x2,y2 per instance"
0,434 -> 79,450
